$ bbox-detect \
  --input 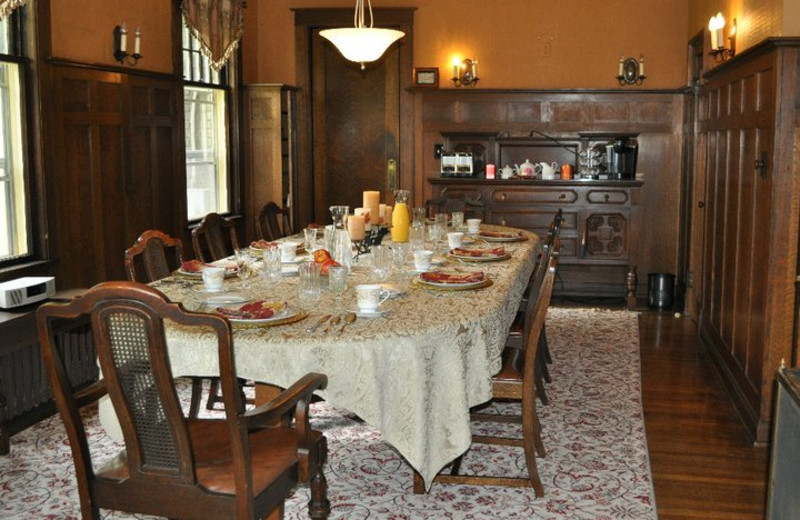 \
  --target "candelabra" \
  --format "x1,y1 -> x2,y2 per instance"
616,55 -> 646,86
113,24 -> 142,66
